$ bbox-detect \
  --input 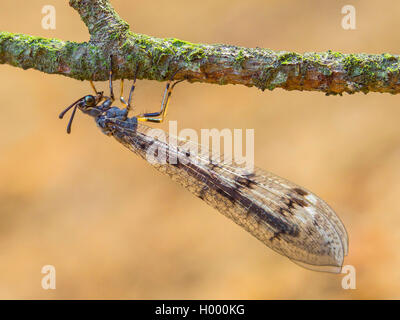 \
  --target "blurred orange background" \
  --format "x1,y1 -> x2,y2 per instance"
1,0 -> 400,299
